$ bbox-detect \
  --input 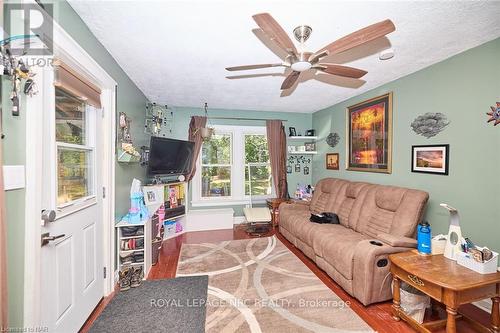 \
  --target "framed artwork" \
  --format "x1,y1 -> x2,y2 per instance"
288,127 -> 297,136
411,144 -> 449,175
326,153 -> 339,170
286,165 -> 292,174
303,166 -> 309,175
305,143 -> 316,151
346,92 -> 393,173
295,164 -> 301,172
